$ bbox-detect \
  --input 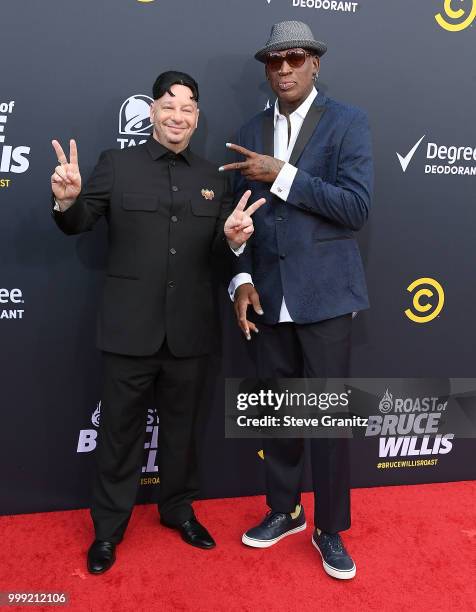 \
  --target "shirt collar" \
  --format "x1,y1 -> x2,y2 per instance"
145,136 -> 192,165
273,87 -> 318,126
